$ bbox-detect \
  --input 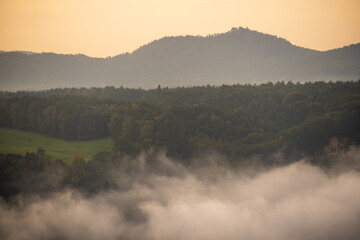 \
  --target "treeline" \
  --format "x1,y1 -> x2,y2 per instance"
0,149 -> 124,199
1,149 -> 202,200
0,81 -> 359,159
0,86 -> 147,102
0,96 -> 113,140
